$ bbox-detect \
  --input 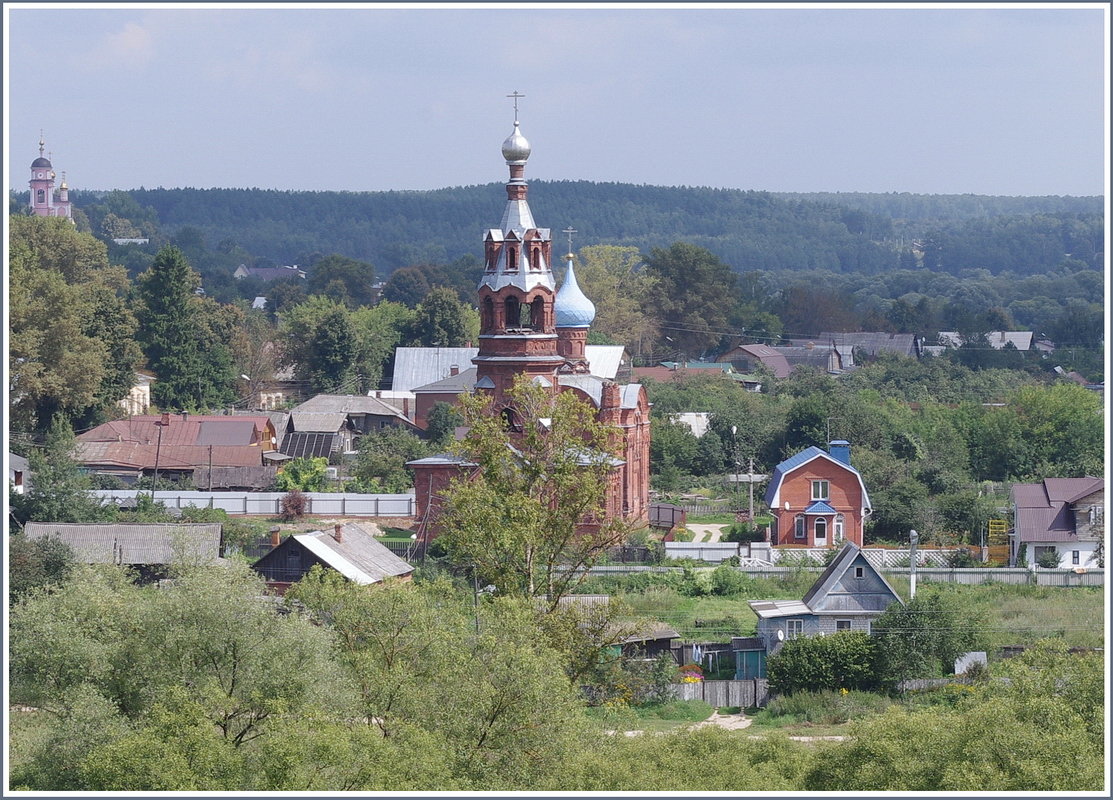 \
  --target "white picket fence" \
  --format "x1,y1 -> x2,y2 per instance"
90,490 -> 416,517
